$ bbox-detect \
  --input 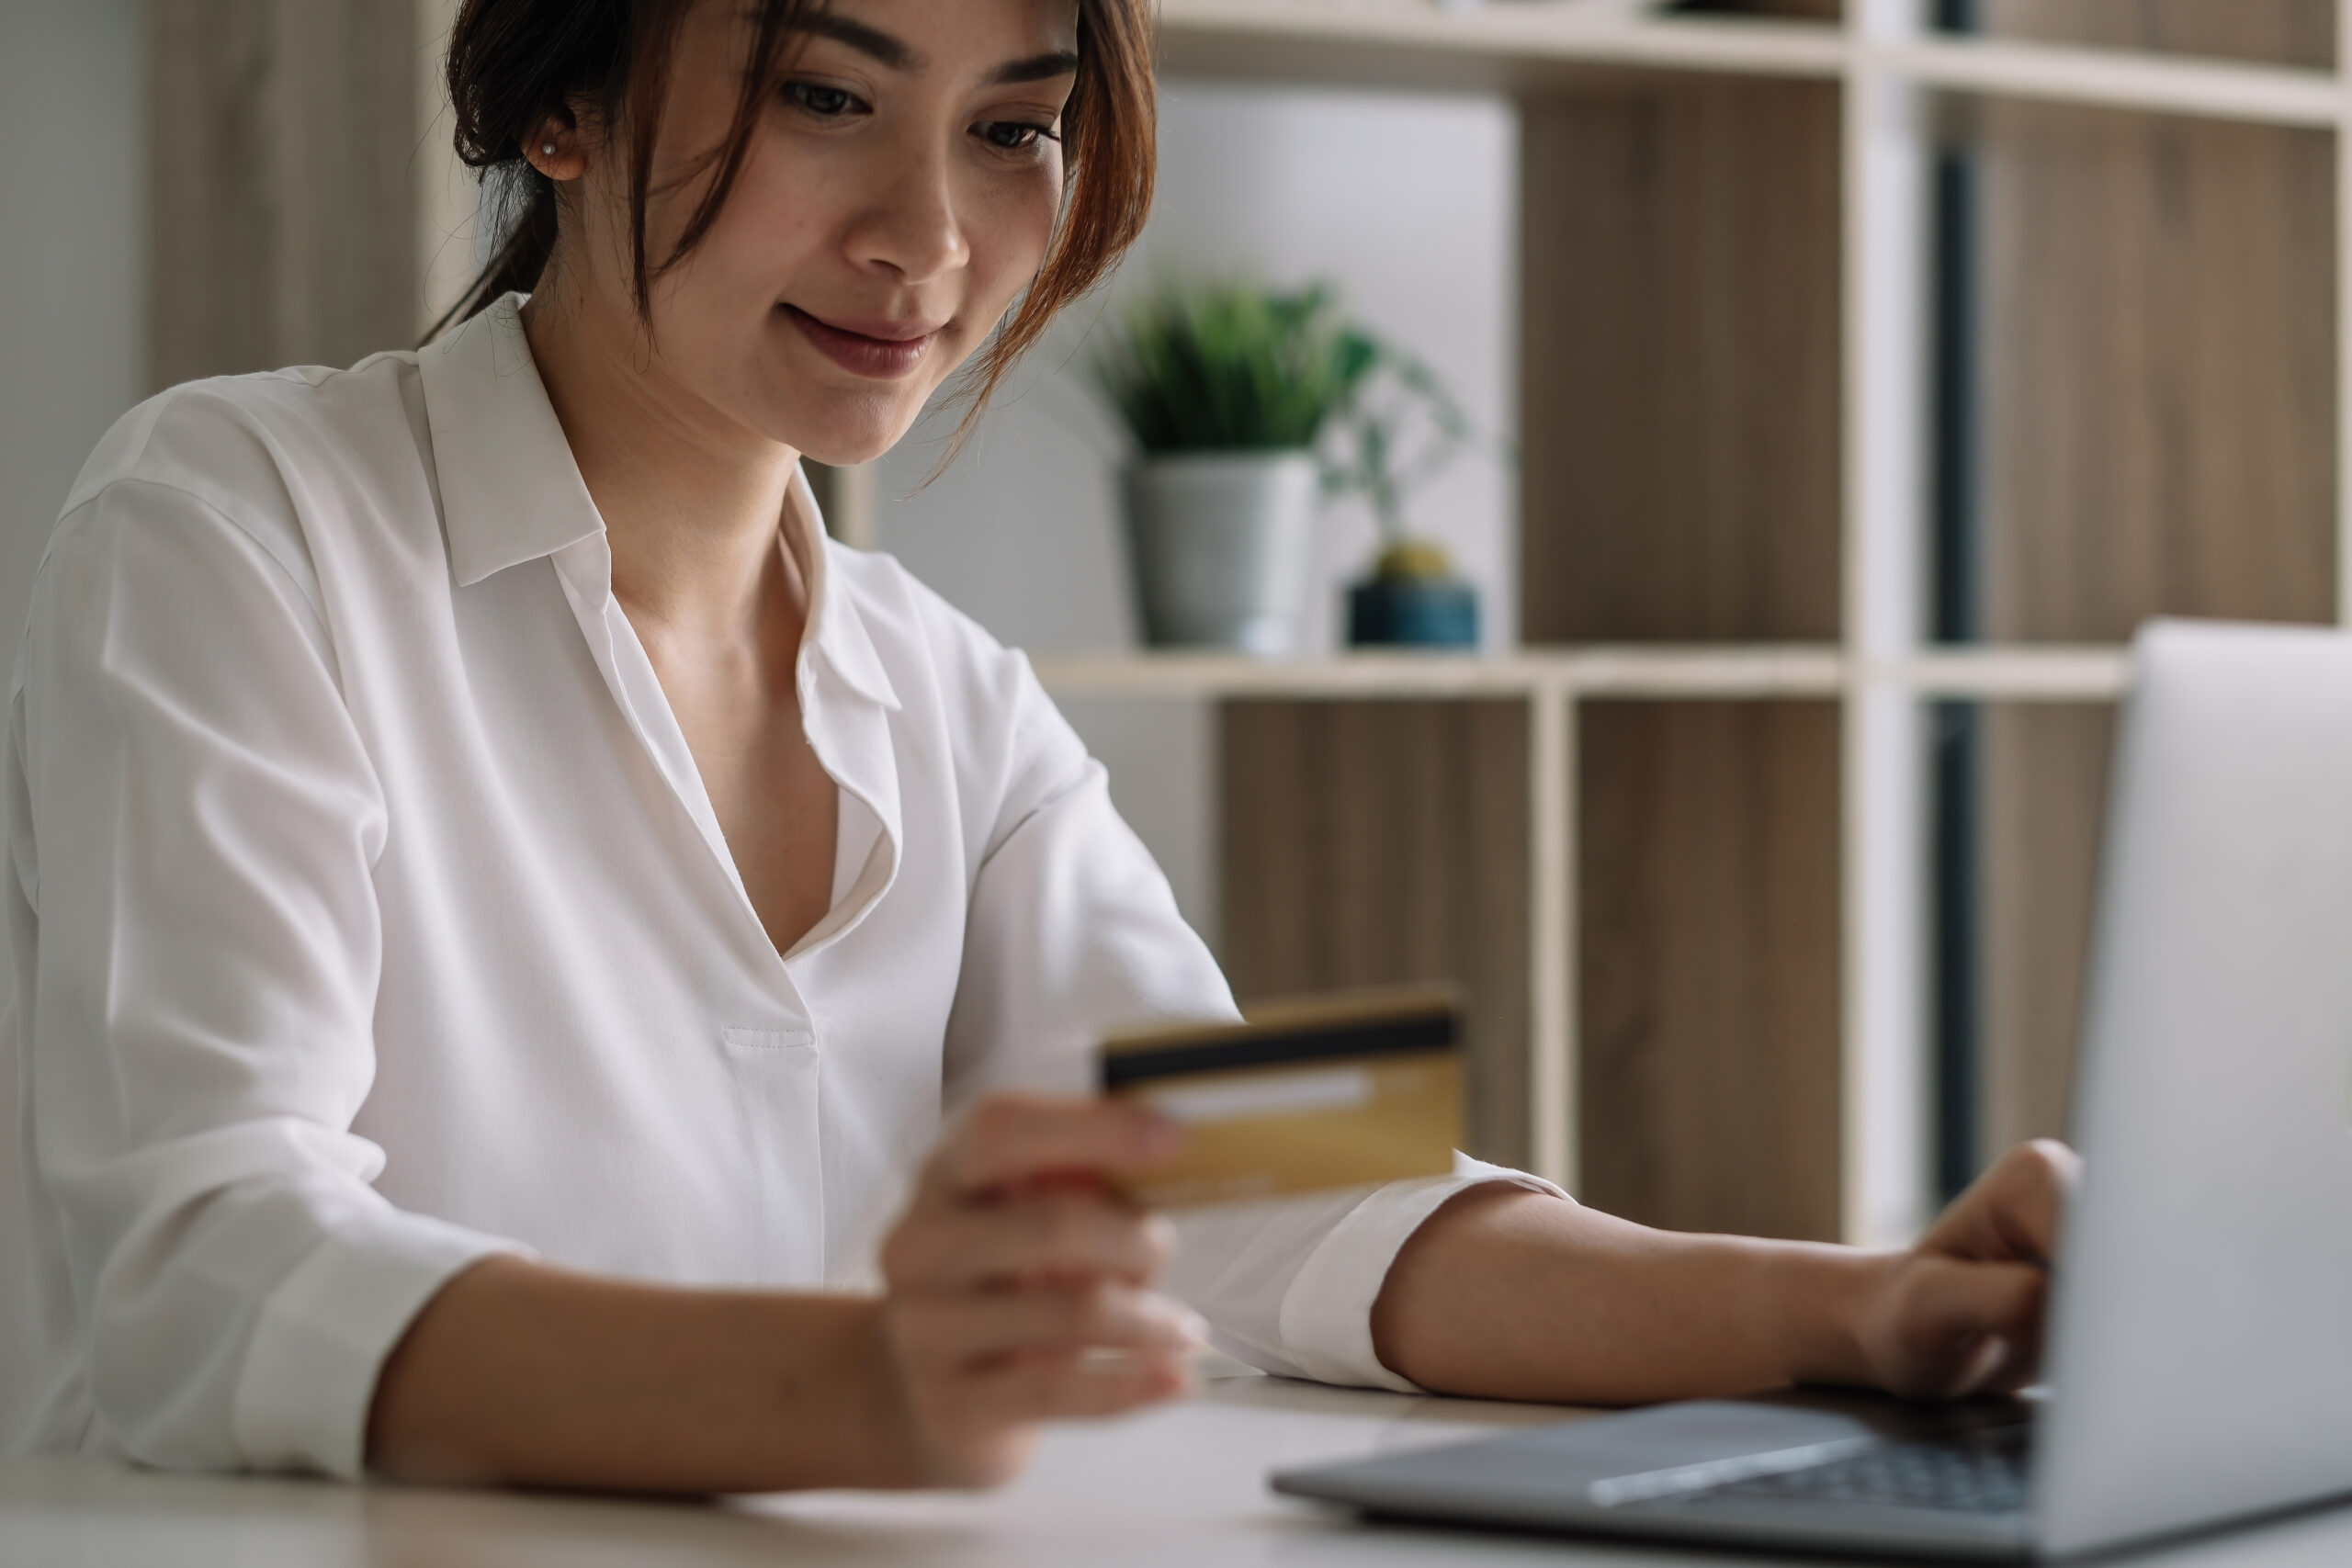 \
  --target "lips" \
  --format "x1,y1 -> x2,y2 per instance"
782,304 -> 940,379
